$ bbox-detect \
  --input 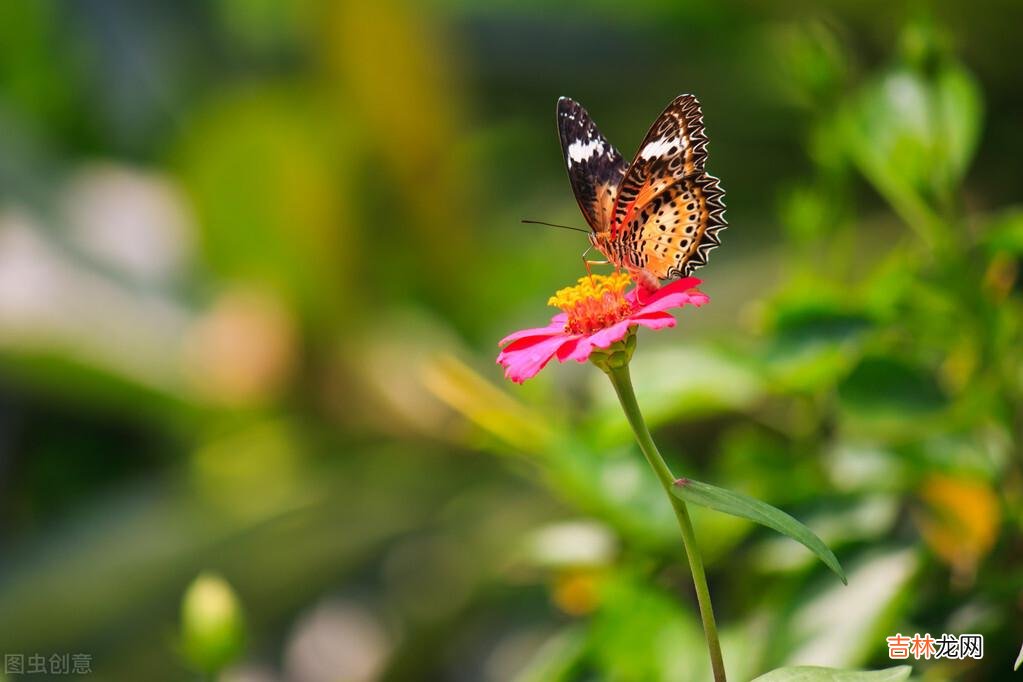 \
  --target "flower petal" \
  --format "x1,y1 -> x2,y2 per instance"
497,275 -> 709,382
562,319 -> 634,362
498,314 -> 567,347
497,332 -> 574,383
630,311 -> 678,331
501,331 -> 560,354
586,319 -> 636,348
636,288 -> 709,315
555,336 -> 583,361
627,277 -> 702,307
